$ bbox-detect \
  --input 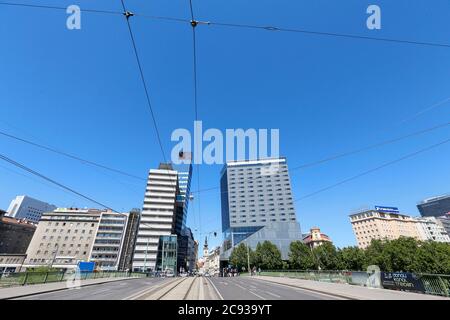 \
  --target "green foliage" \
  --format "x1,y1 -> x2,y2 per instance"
254,241 -> 283,270
364,237 -> 450,274
26,266 -> 61,273
312,242 -> 339,270
229,242 -> 254,271
336,246 -> 366,271
288,241 -> 316,270
232,237 -> 450,274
